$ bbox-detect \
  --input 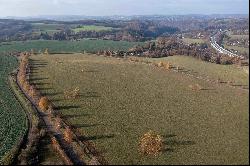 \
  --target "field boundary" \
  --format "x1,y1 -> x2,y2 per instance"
123,56 -> 249,91
8,69 -> 43,165
28,54 -> 108,165
16,55 -> 88,165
